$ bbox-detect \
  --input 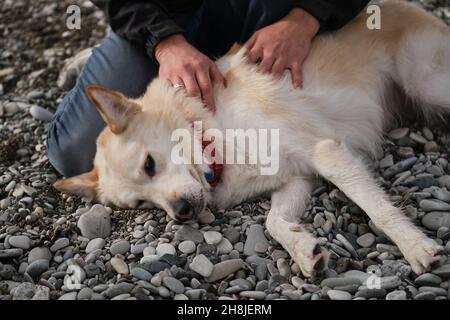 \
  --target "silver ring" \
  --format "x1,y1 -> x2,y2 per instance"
173,83 -> 185,89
